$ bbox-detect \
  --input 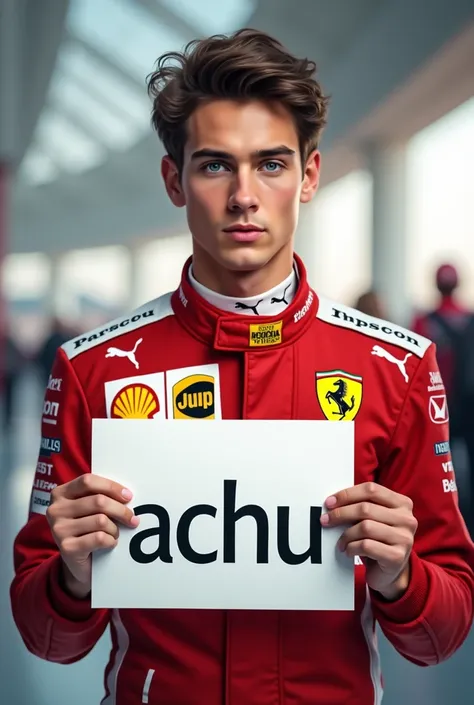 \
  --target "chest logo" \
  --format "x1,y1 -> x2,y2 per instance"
172,374 -> 215,419
111,384 -> 159,419
371,344 -> 411,383
316,370 -> 363,421
249,320 -> 283,347
105,338 -> 142,369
